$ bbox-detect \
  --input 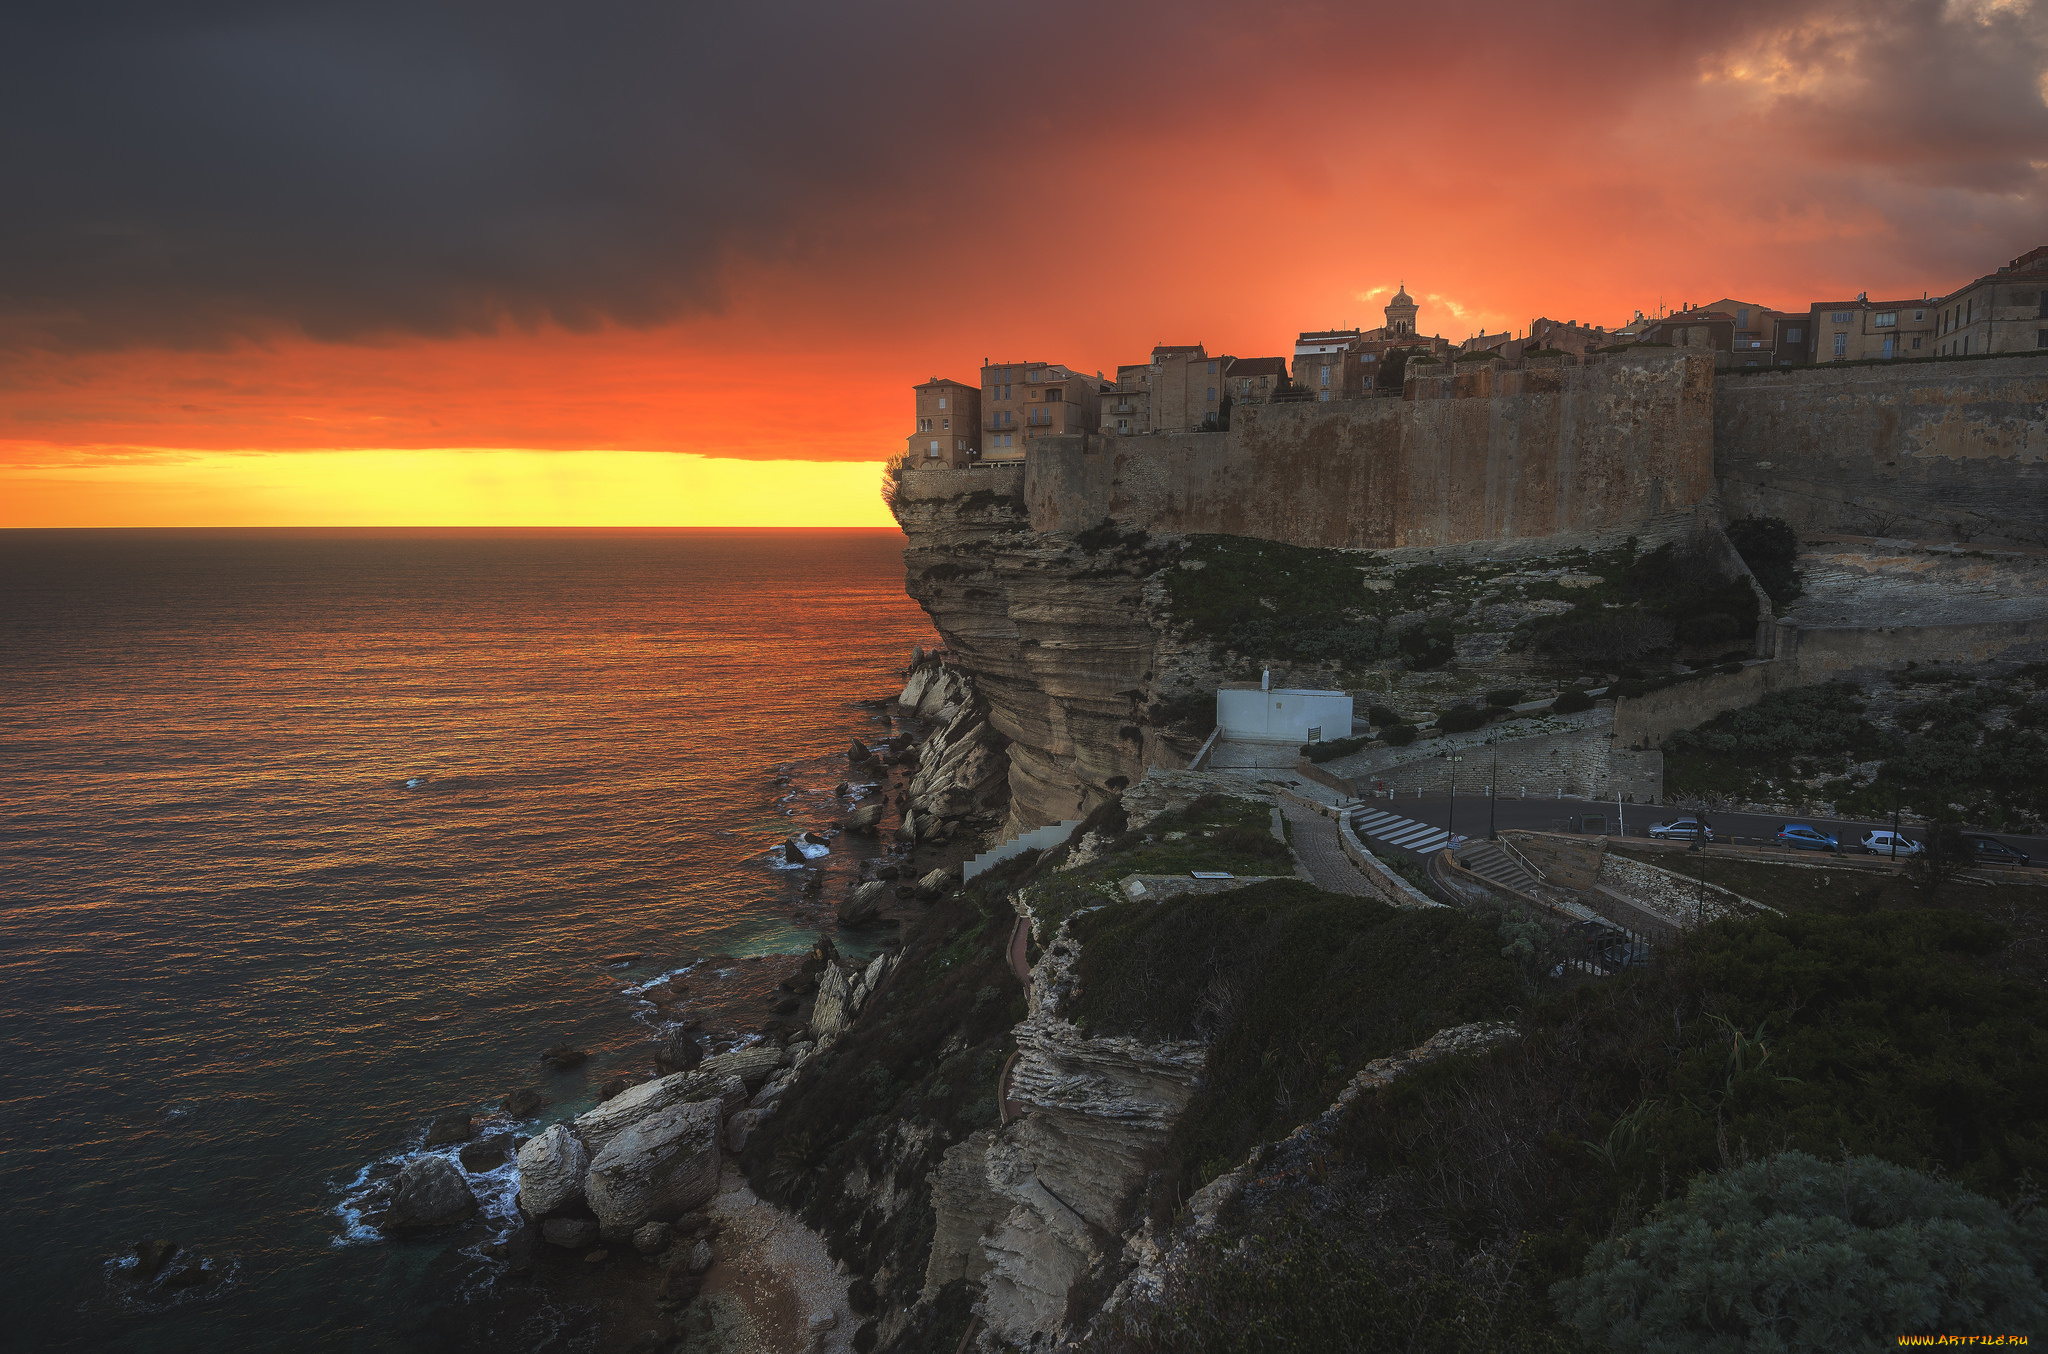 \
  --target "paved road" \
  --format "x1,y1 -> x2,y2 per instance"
1345,791 -> 2045,862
